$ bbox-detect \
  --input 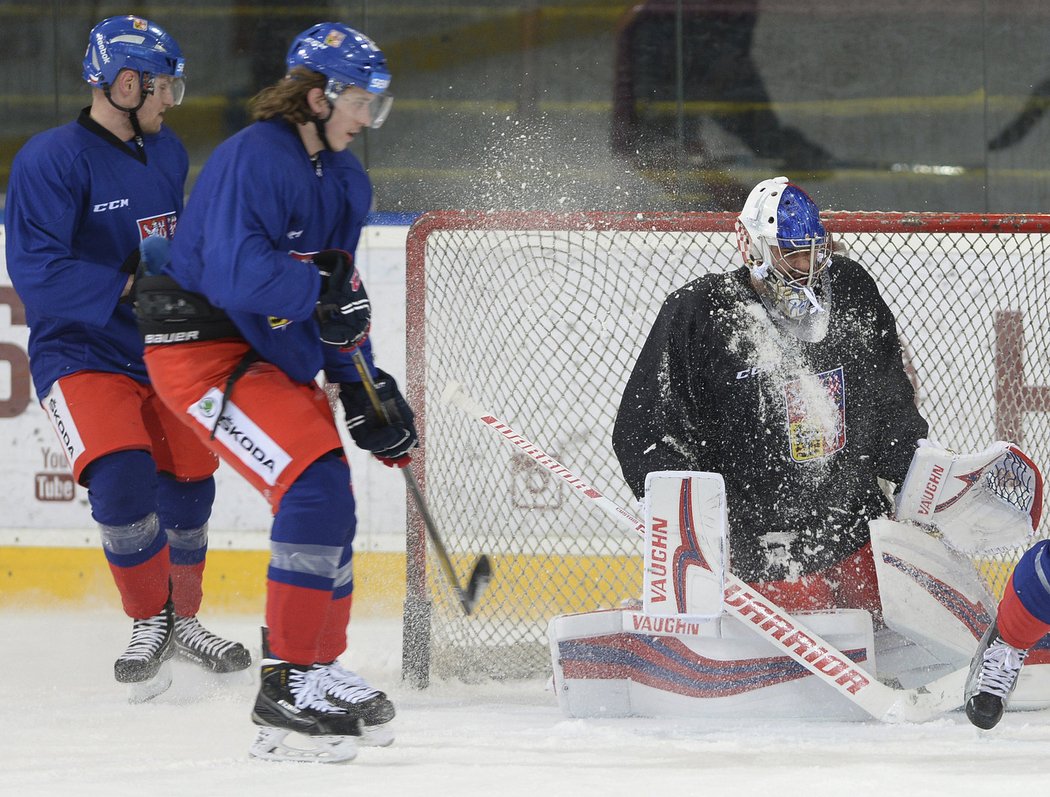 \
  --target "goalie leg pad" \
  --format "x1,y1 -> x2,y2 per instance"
548,608 -> 875,721
642,471 -> 727,619
870,517 -> 995,664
